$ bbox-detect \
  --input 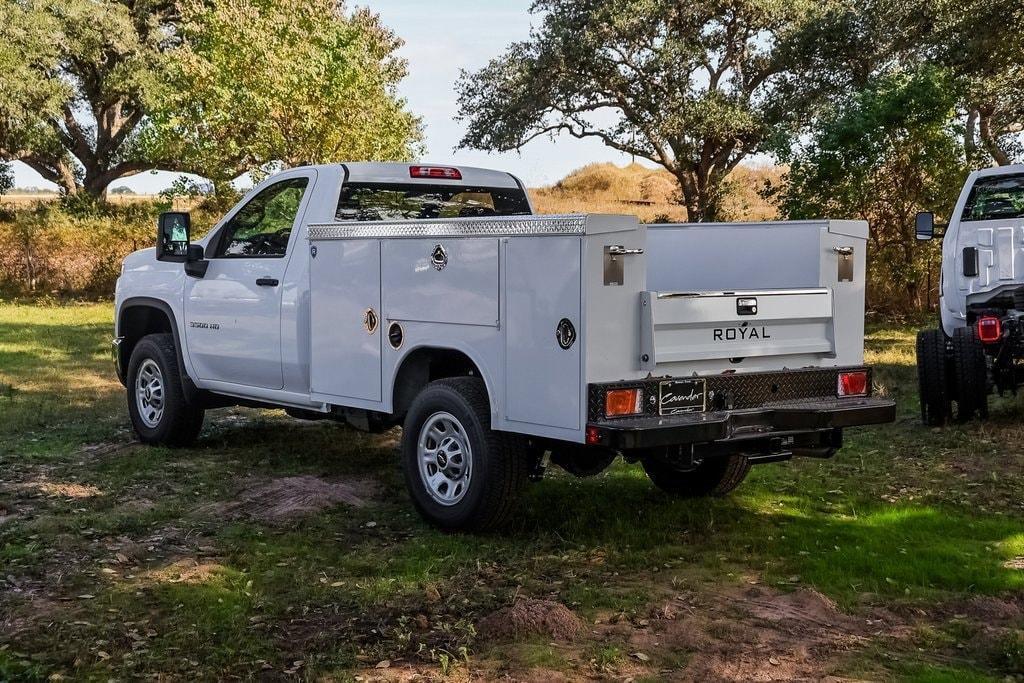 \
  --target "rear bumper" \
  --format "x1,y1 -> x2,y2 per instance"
588,396 -> 896,451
